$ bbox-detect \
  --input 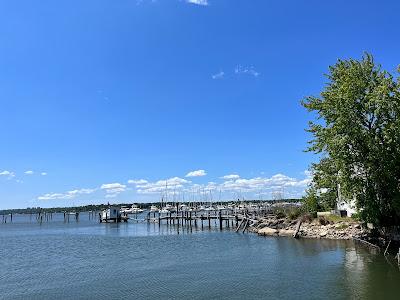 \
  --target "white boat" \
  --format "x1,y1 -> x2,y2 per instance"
165,204 -> 175,211
179,204 -> 189,211
150,205 -> 159,212
121,204 -> 144,214
160,208 -> 170,214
